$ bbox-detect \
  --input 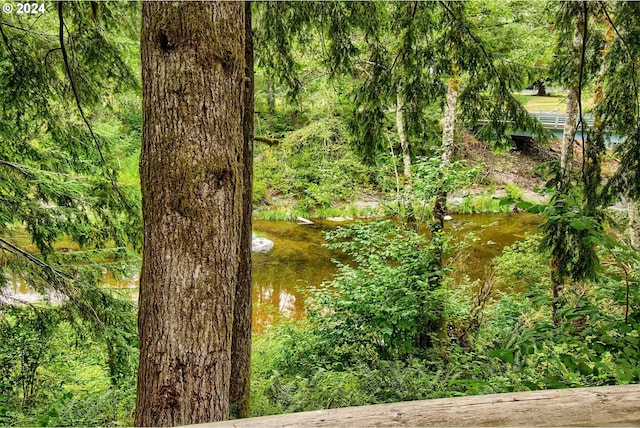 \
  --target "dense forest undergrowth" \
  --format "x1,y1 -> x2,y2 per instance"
2,1 -> 640,426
